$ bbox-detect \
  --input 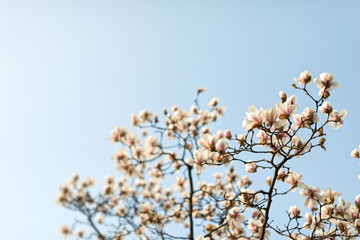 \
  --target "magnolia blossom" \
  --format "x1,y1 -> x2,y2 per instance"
285,171 -> 302,192
291,136 -> 310,157
292,114 -> 303,129
294,70 -> 312,86
202,204 -> 216,220
299,184 -> 322,209
289,205 -> 300,218
266,108 -> 279,127
322,188 -> 341,204
304,212 -> 312,227
215,138 -> 228,154
186,149 -> 211,174
97,214 -> 104,223
248,218 -> 262,233
276,95 -> 297,119
334,197 -> 352,219
314,72 -> 340,92
319,102 -> 333,114
350,205 -> 359,219
198,133 -> 217,151
242,106 -> 265,131
292,107 -> 318,129
256,130 -> 270,144
60,225 -> 72,238
237,134 -> 247,146
279,91 -> 287,102
75,230 -> 85,238
238,175 -> 252,187
207,97 -> 220,107
301,107 -> 318,126
174,176 -> 188,192
351,148 -> 360,158
139,201 -> 154,213
239,188 -> 258,208
266,176 -> 272,186
169,205 -> 186,223
245,161 -> 257,173
277,168 -> 287,181
224,129 -> 232,139
355,195 -> 360,208
328,109 -> 347,129
355,219 -> 360,233
321,204 -> 335,219
226,207 -> 245,224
